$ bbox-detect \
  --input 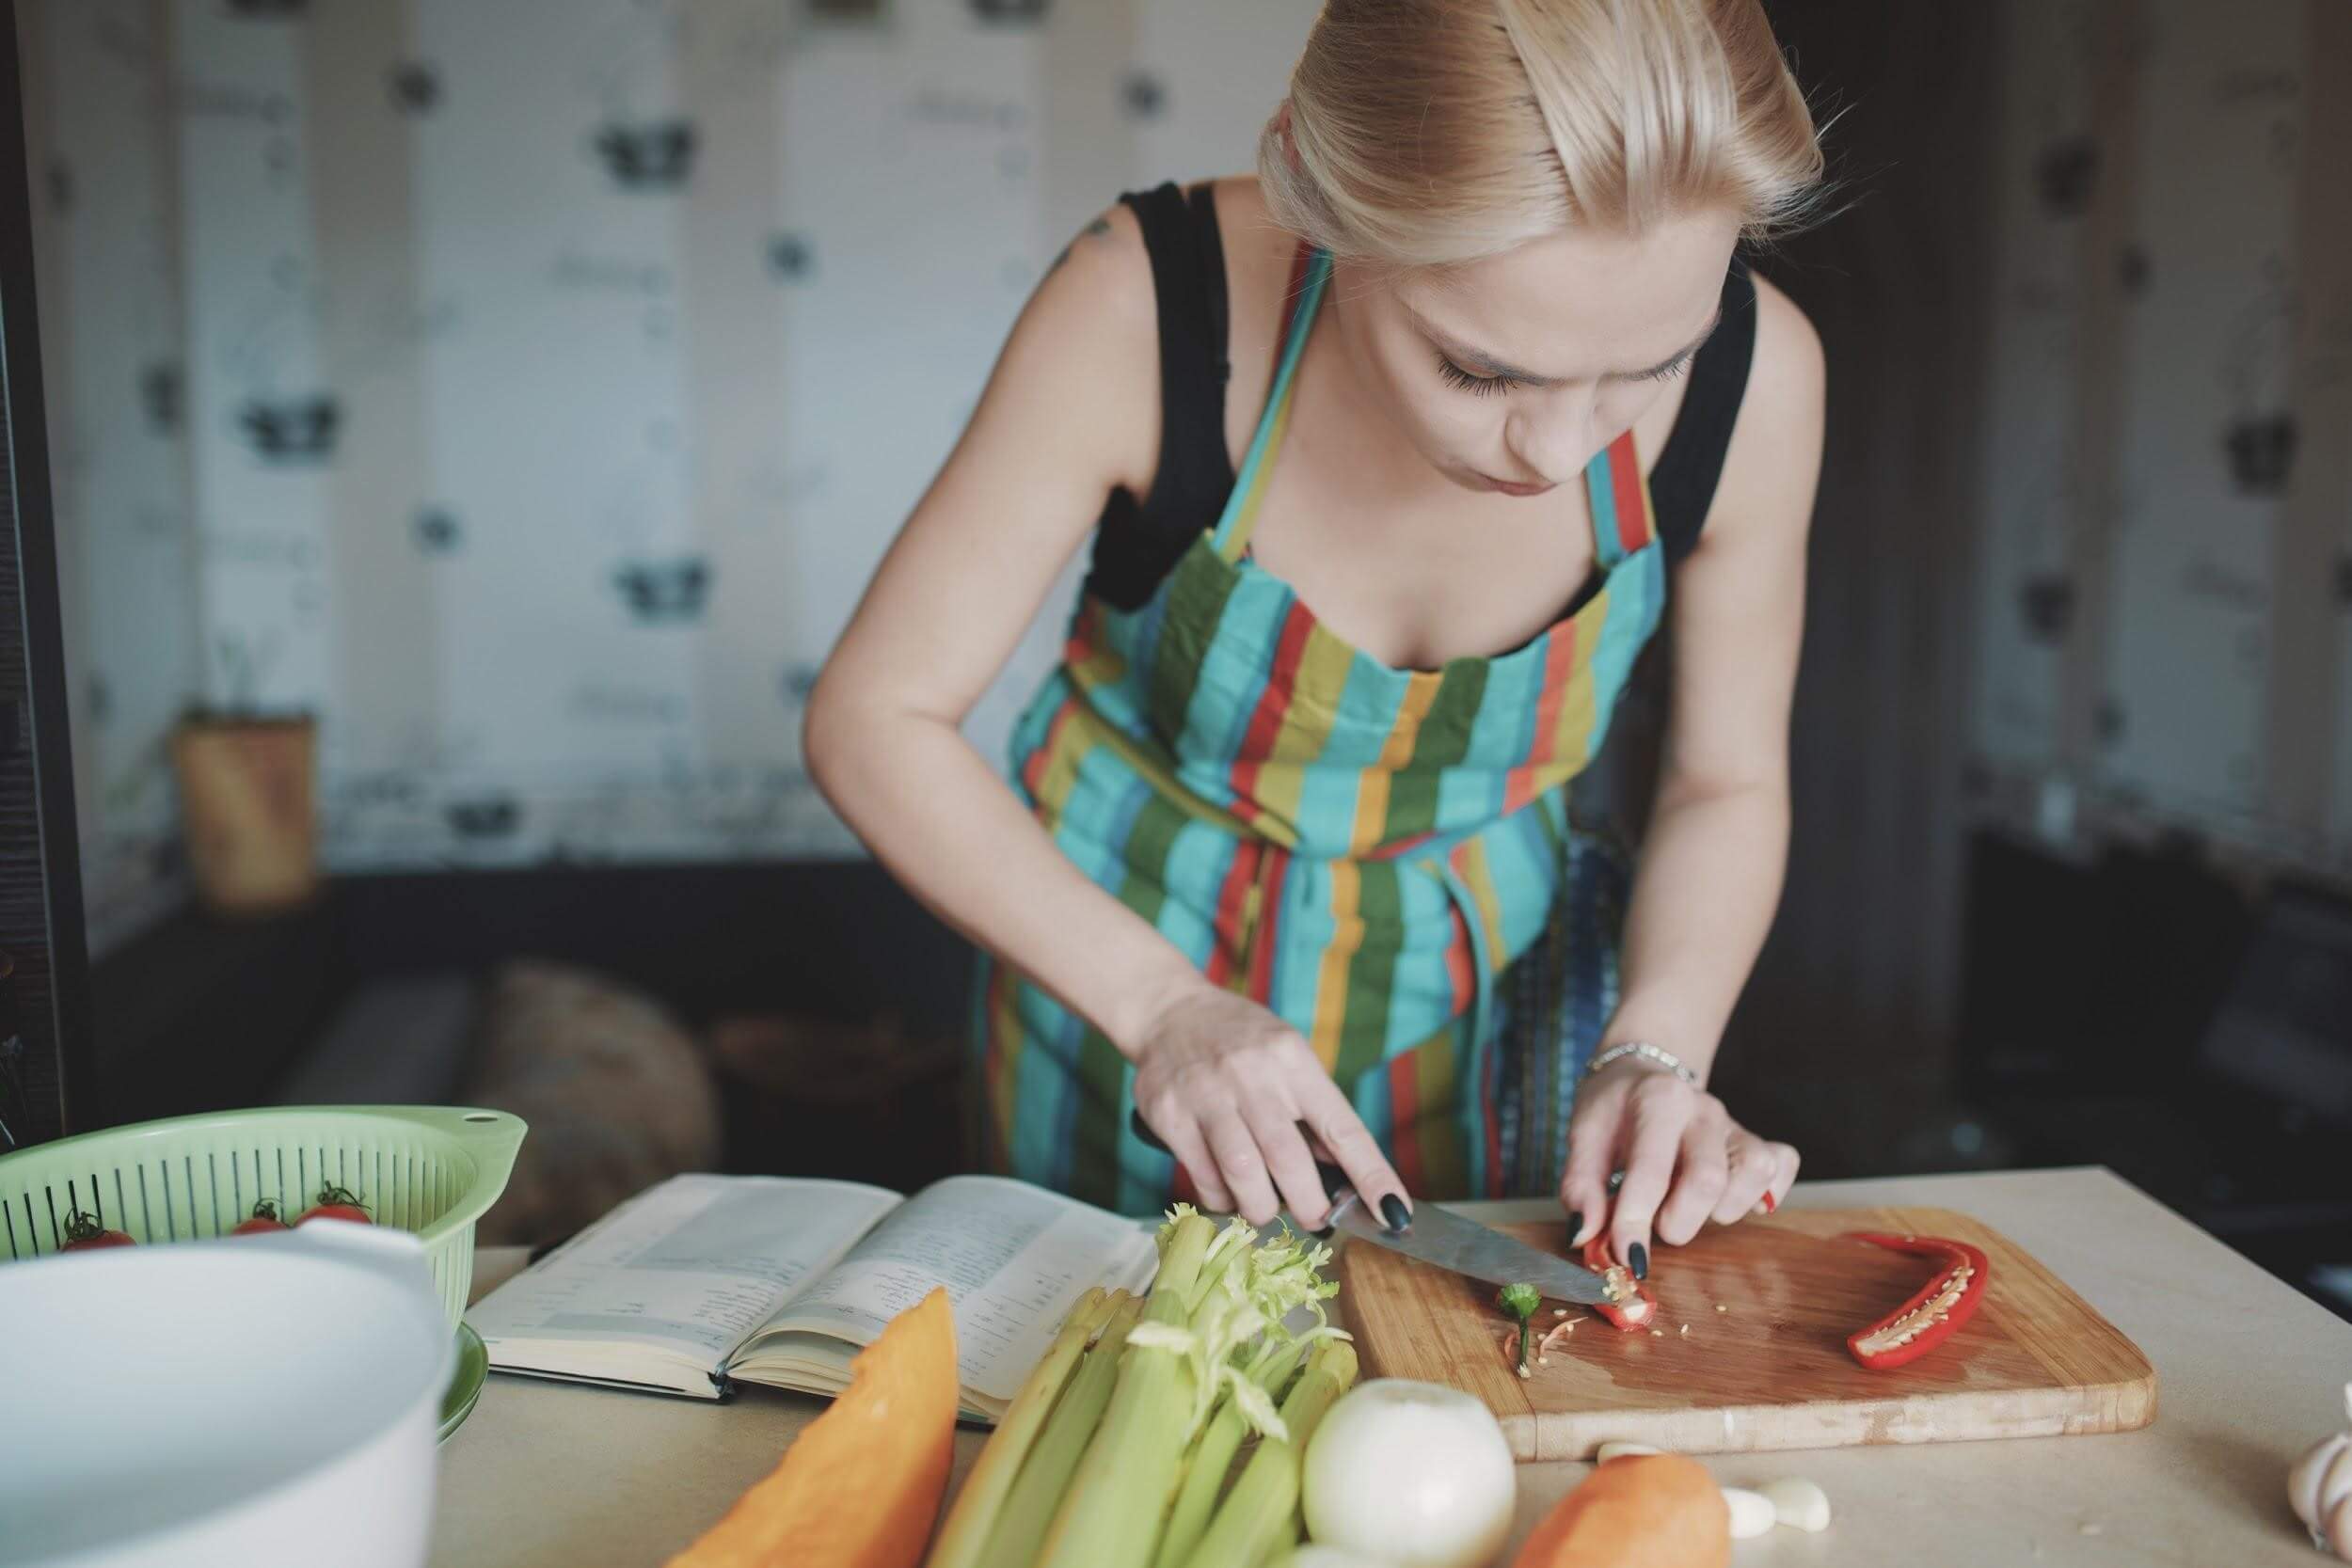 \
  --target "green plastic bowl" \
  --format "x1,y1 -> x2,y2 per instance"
0,1105 -> 526,1324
